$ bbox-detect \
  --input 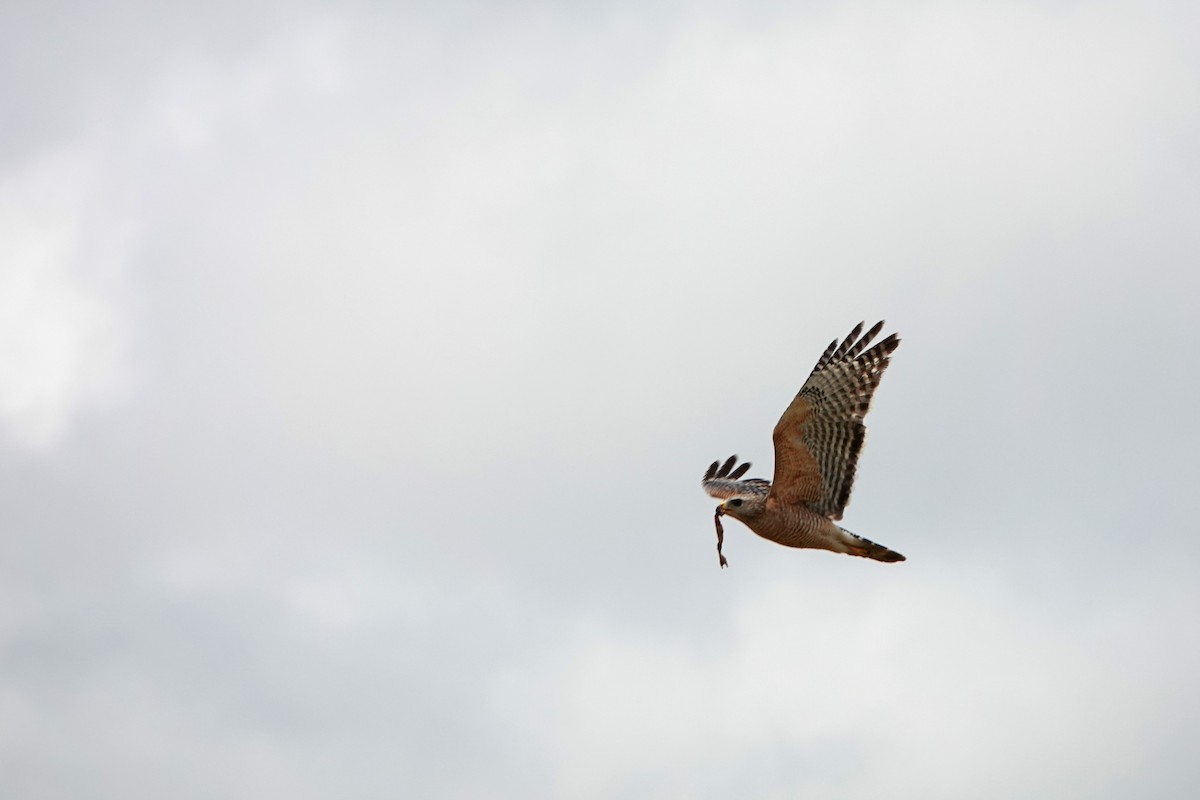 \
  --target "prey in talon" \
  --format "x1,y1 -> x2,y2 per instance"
714,505 -> 727,568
